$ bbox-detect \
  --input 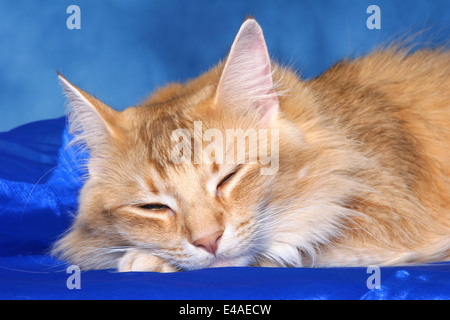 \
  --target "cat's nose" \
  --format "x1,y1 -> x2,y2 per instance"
192,230 -> 223,255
